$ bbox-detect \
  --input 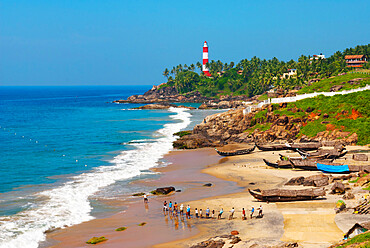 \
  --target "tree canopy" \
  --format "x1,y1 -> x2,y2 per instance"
161,44 -> 370,98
